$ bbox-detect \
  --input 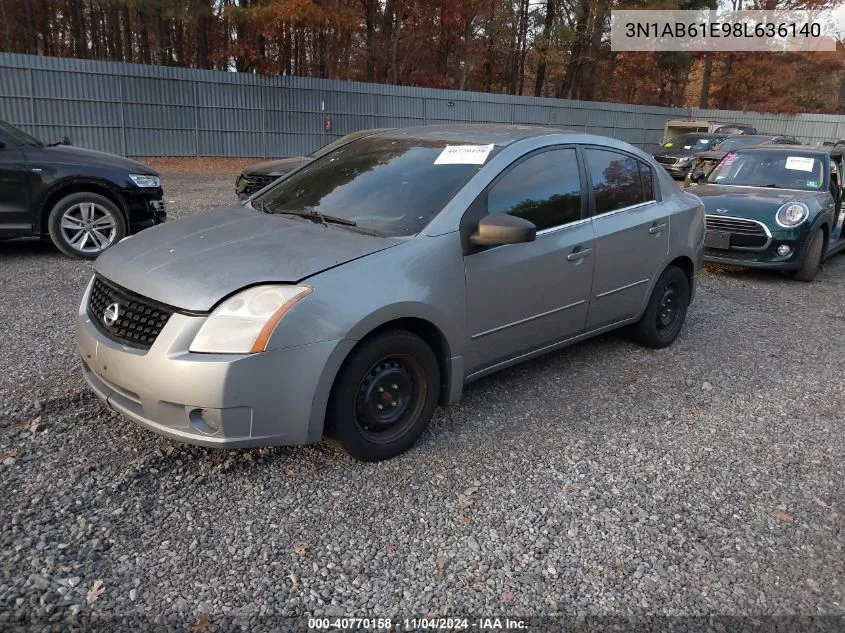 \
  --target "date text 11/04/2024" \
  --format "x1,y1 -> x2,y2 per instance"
624,21 -> 822,39
308,617 -> 528,630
